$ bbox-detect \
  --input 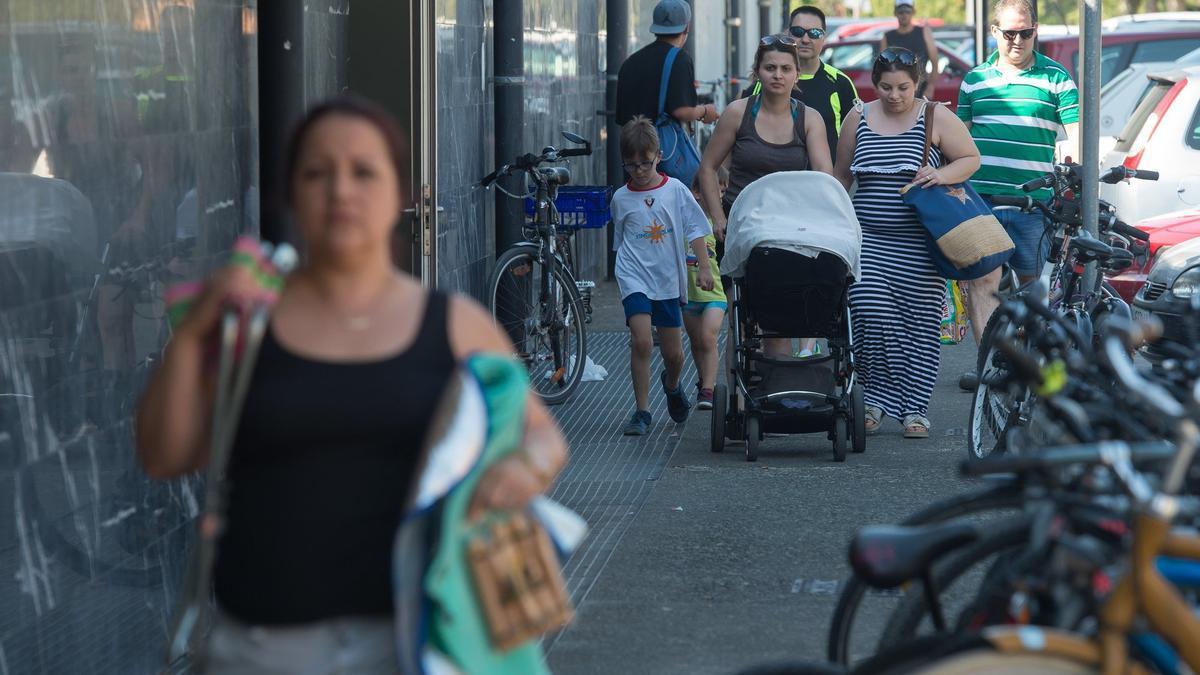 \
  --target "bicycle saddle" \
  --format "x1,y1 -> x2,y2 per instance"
849,522 -> 978,589
1068,236 -> 1115,262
